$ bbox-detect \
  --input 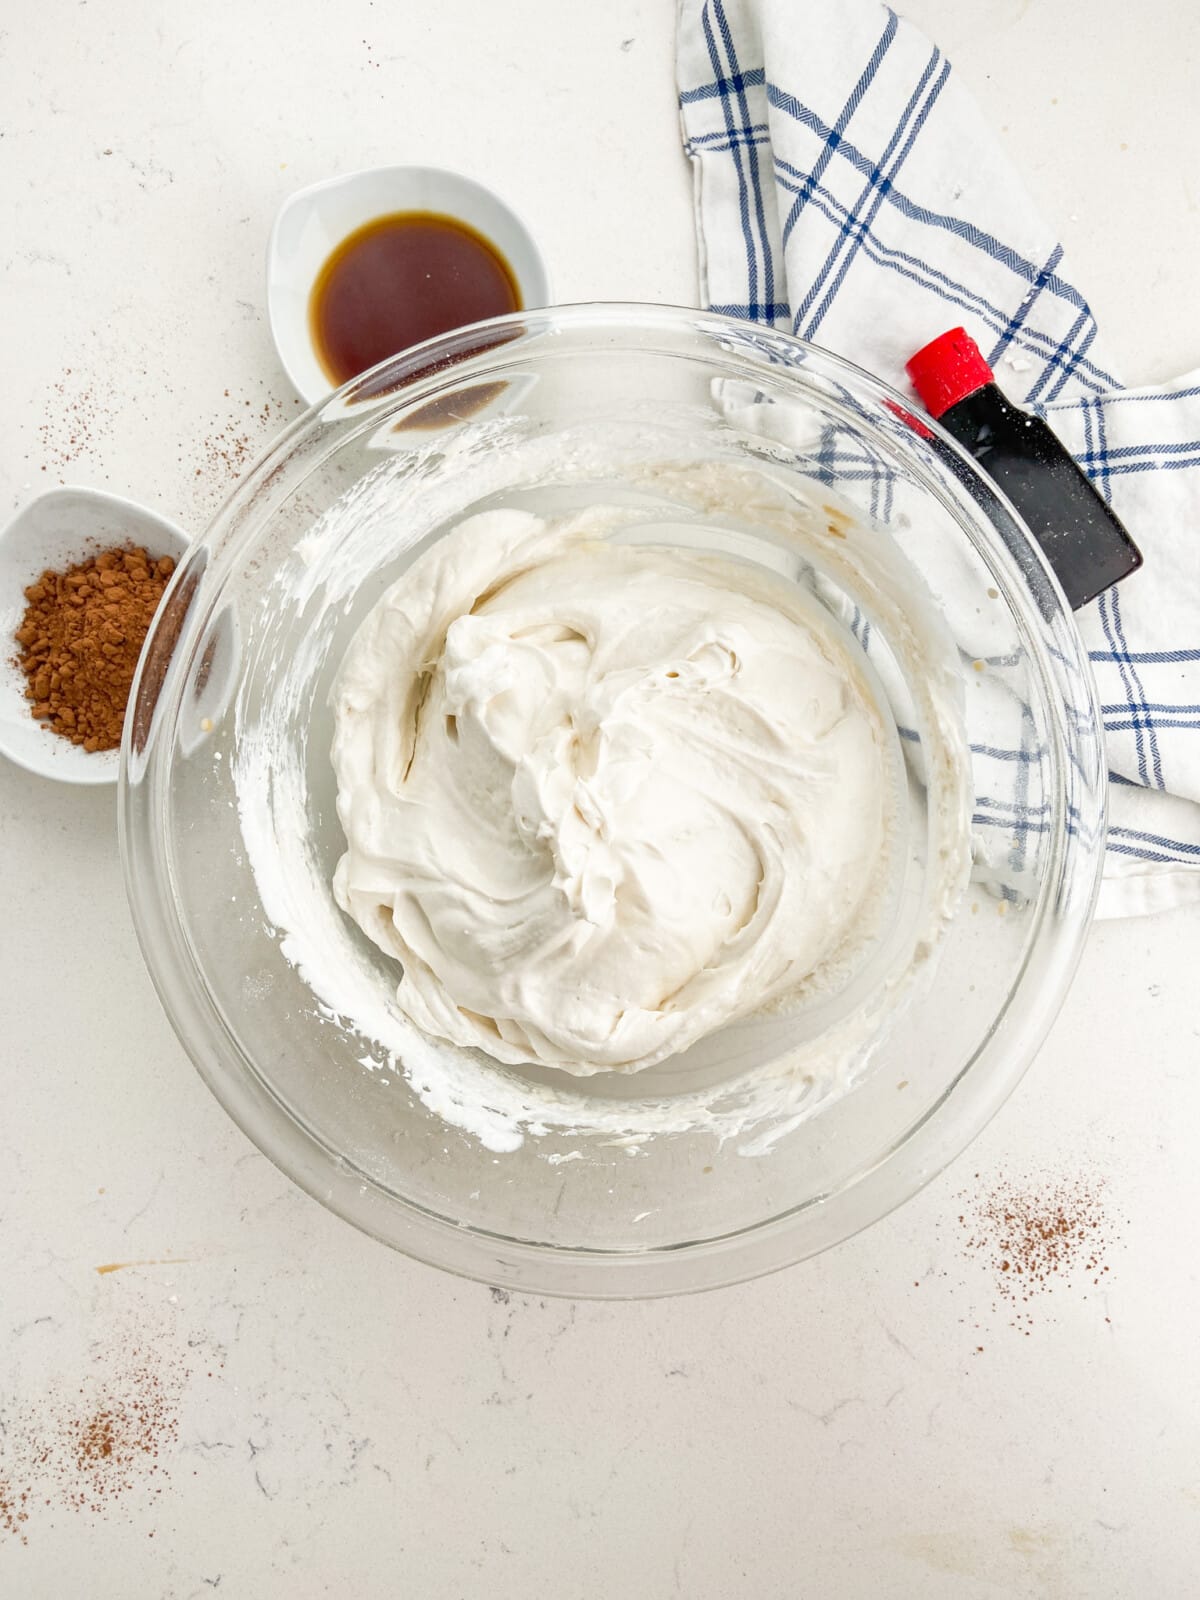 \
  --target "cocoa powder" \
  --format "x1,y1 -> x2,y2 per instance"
36,367 -> 112,472
0,1332 -> 195,1542
959,1171 -> 1113,1332
0,1479 -> 29,1544
59,1374 -> 179,1515
918,1168 -> 1120,1344
14,545 -> 175,752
